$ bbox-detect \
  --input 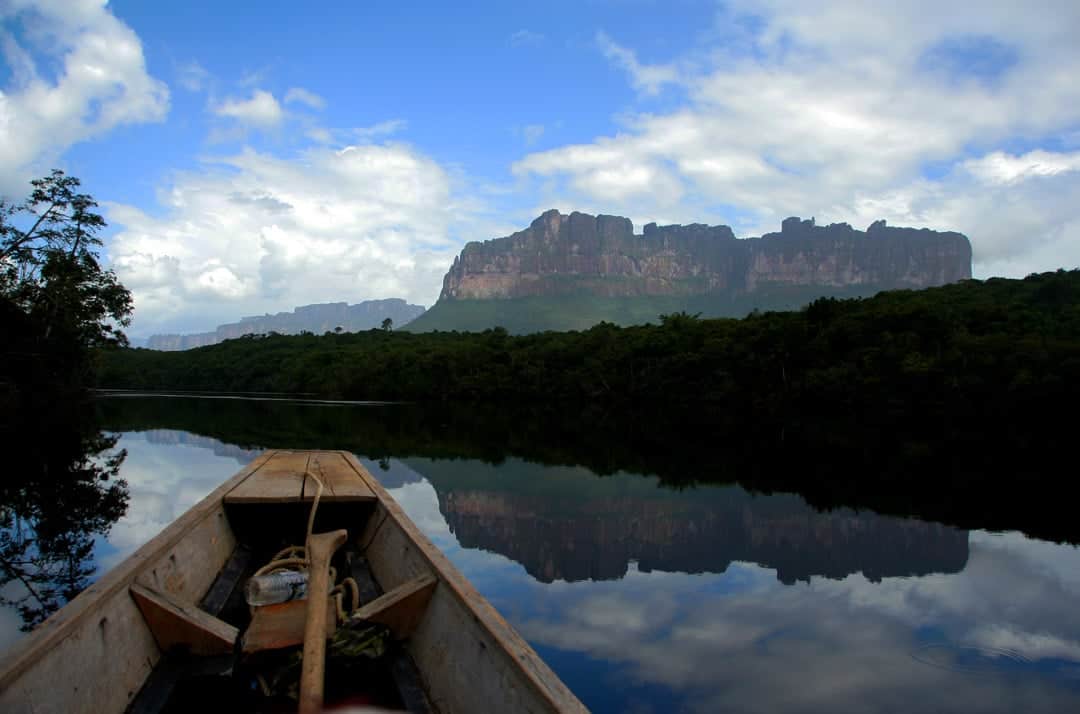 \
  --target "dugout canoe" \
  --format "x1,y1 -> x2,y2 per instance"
0,450 -> 588,713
